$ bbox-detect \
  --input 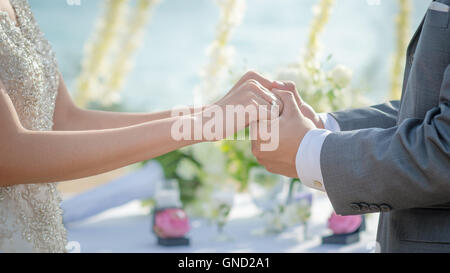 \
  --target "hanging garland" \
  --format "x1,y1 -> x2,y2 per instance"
194,0 -> 246,105
75,0 -> 129,107
303,0 -> 335,77
102,0 -> 160,104
276,0 -> 353,113
390,0 -> 411,100
75,0 -> 160,107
